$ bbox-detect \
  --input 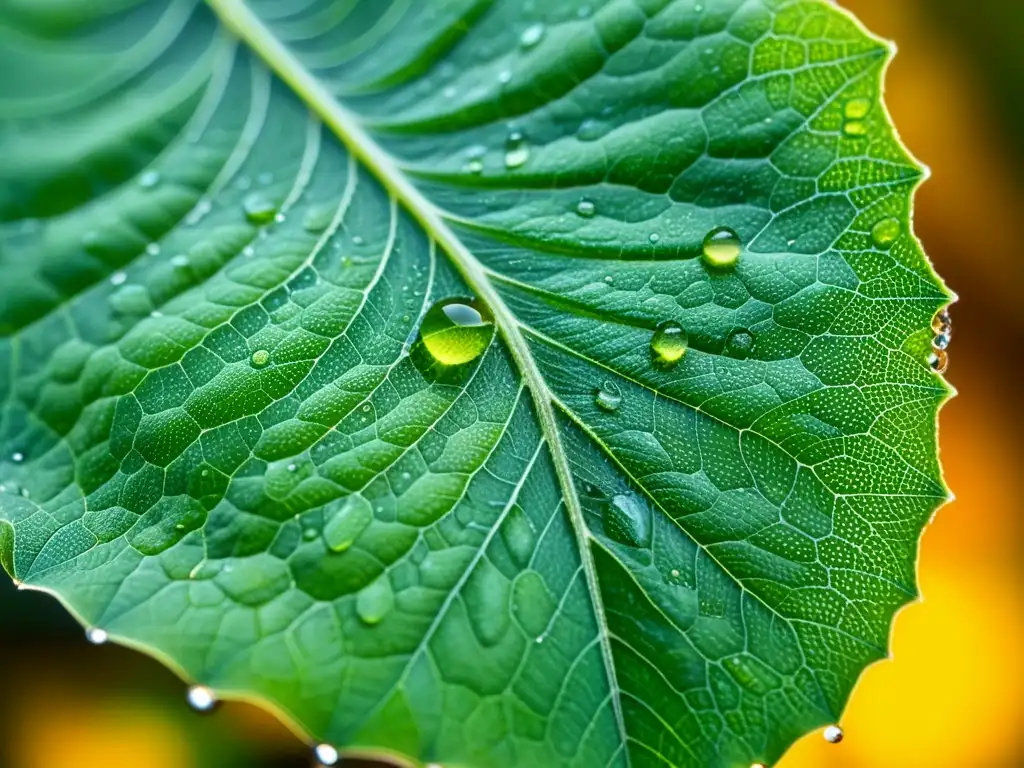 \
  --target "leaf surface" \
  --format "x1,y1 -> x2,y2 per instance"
0,1 -> 951,765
